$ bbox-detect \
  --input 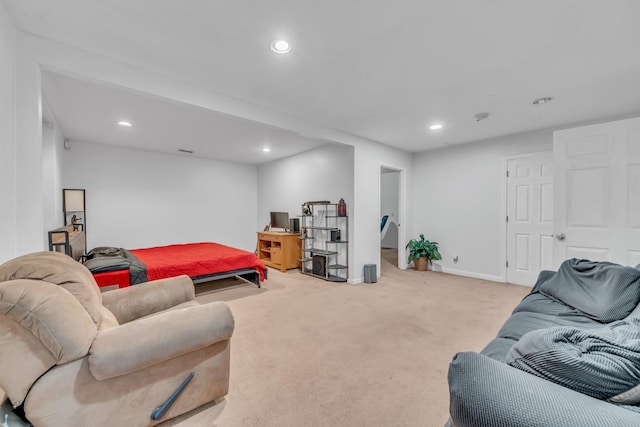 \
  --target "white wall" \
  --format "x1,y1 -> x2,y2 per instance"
257,143 -> 354,276
0,3 -> 17,263
257,143 -> 354,227
14,31 -> 48,256
353,141 -> 413,281
257,140 -> 413,283
41,98 -> 65,234
412,129 -> 553,281
61,141 -> 258,251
